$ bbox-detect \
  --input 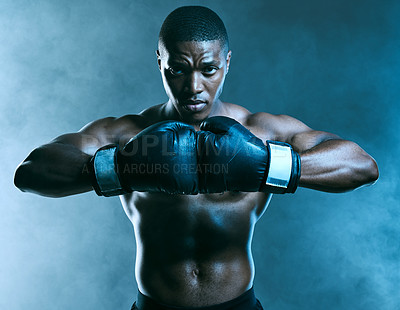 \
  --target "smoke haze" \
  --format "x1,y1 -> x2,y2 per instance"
1,0 -> 398,309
